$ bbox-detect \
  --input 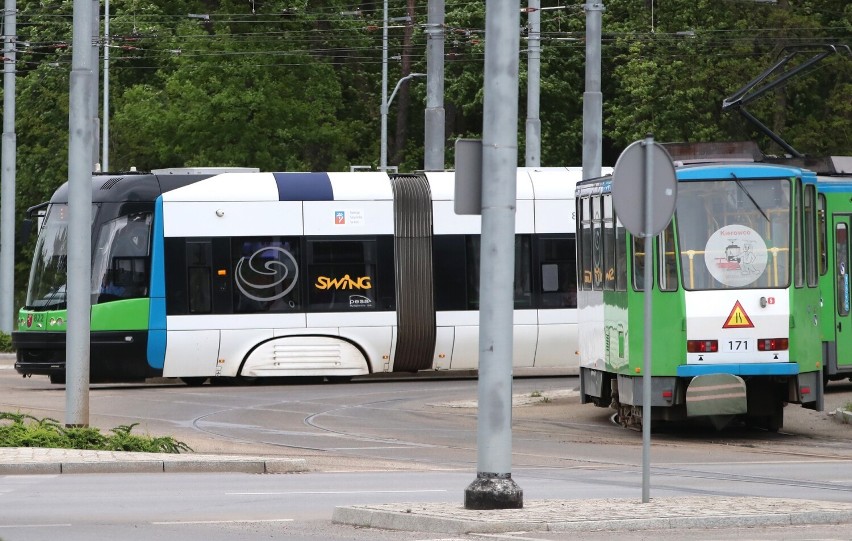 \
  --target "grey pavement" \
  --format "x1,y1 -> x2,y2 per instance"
0,446 -> 308,475
332,497 -> 852,535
